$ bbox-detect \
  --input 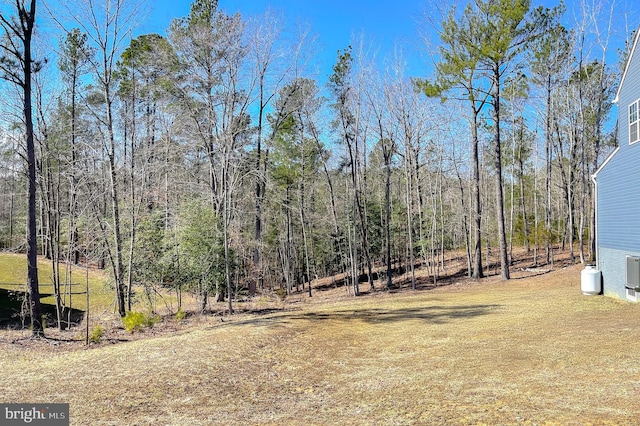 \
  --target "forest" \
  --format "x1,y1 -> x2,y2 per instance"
0,0 -> 631,336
